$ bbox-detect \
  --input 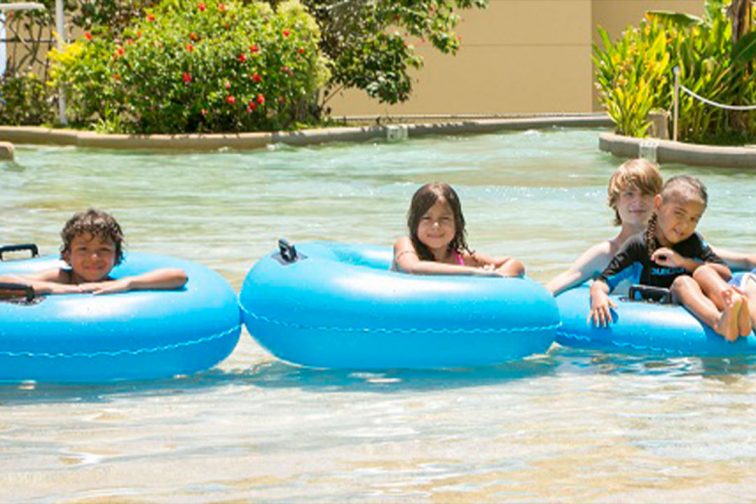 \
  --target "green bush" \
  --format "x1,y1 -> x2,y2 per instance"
0,73 -> 56,125
50,0 -> 330,133
593,1 -> 755,144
